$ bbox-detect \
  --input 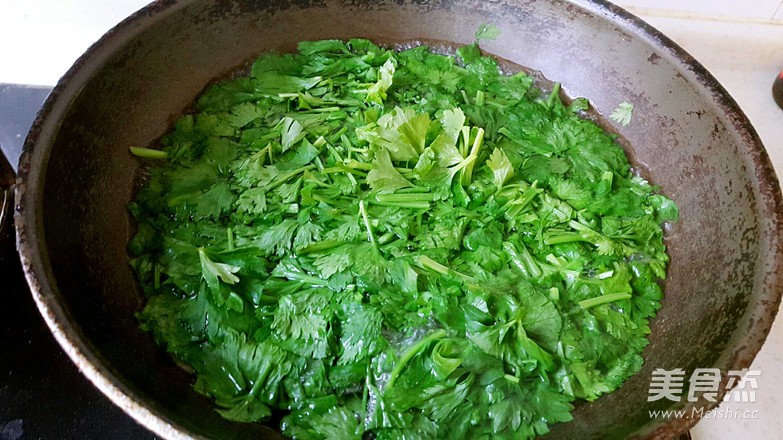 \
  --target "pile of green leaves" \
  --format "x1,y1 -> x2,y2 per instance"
129,35 -> 678,439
